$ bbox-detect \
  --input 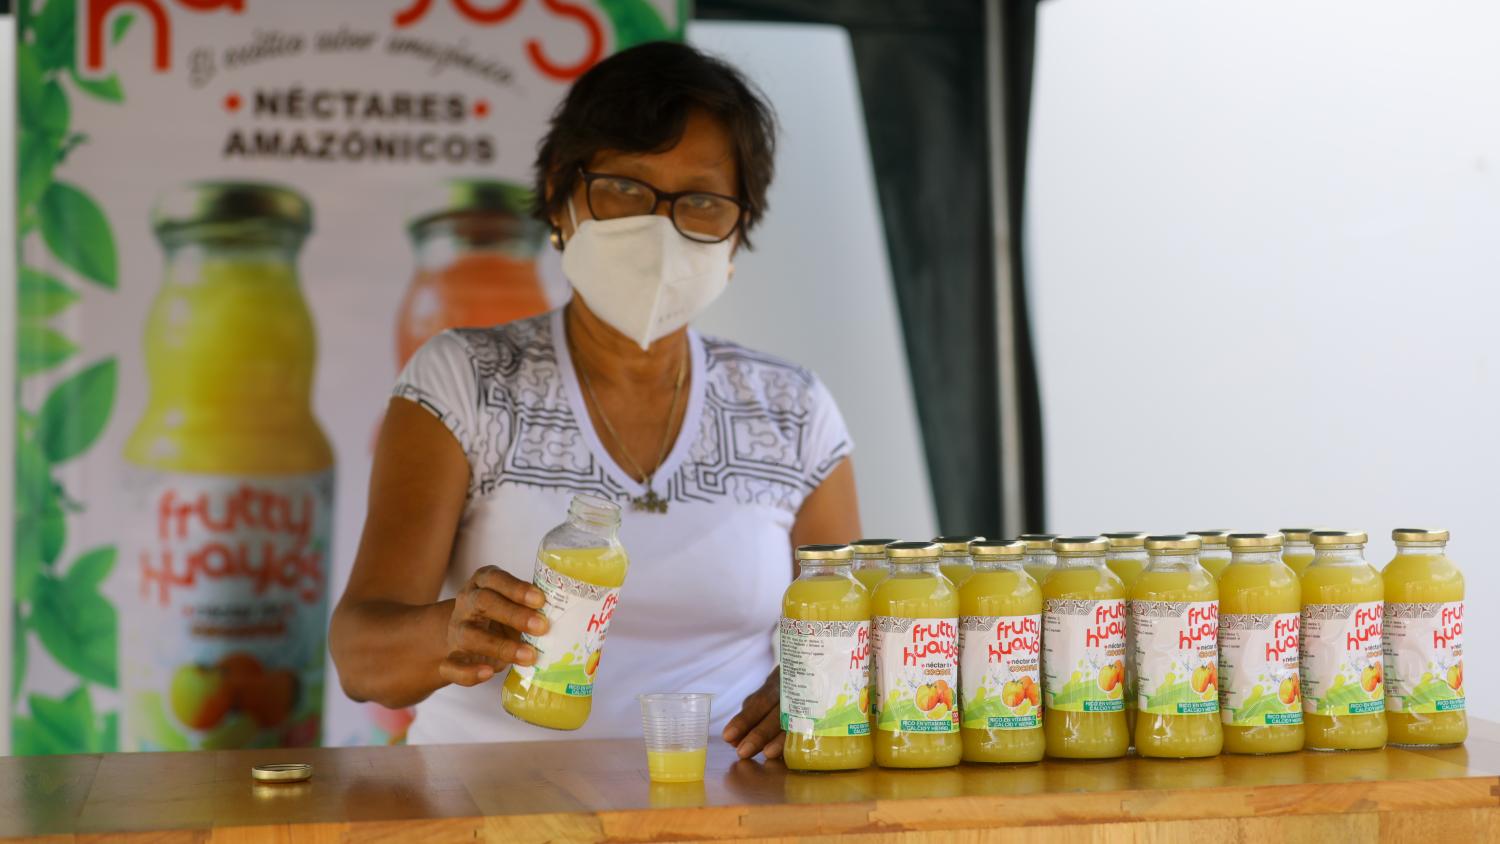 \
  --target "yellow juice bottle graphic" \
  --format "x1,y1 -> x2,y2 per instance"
502,495 -> 628,730
779,544 -> 873,771
851,538 -> 896,593
1189,530 -> 1232,580
872,542 -> 961,768
1383,528 -> 1465,748
1219,533 -> 1304,754
1280,528 -> 1316,578
124,183 -> 333,751
1132,535 -> 1222,758
1020,534 -> 1059,584
1042,537 -> 1129,759
934,535 -> 983,587
959,540 -> 1044,764
1301,530 -> 1387,751
1104,531 -> 1148,736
